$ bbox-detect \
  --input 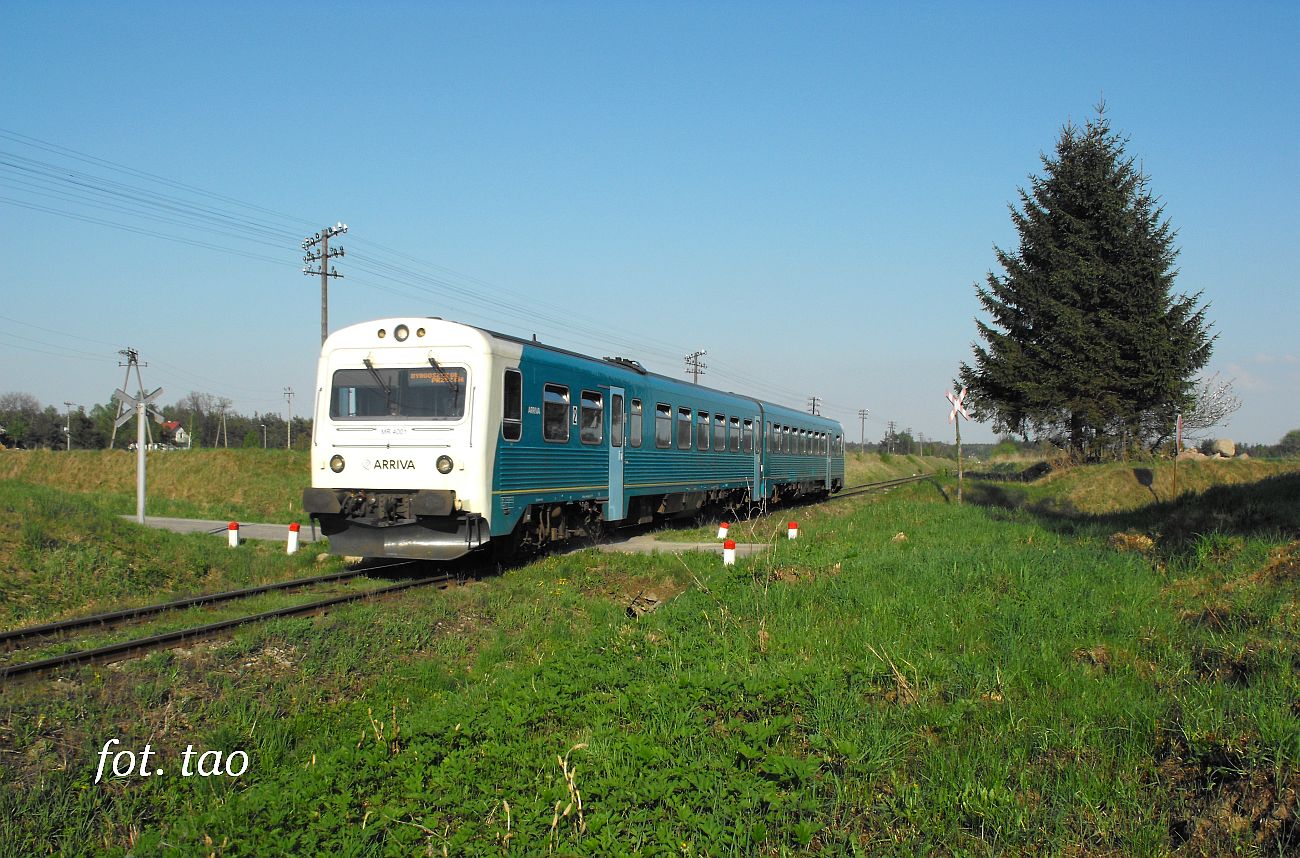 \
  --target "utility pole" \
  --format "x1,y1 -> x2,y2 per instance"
216,397 -> 232,448
261,423 -> 266,449
886,420 -> 896,453
63,401 -> 75,450
109,349 -> 155,449
284,387 -> 295,449
302,222 -> 348,345
113,385 -> 164,523
858,408 -> 868,449
807,395 -> 821,416
684,350 -> 707,384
